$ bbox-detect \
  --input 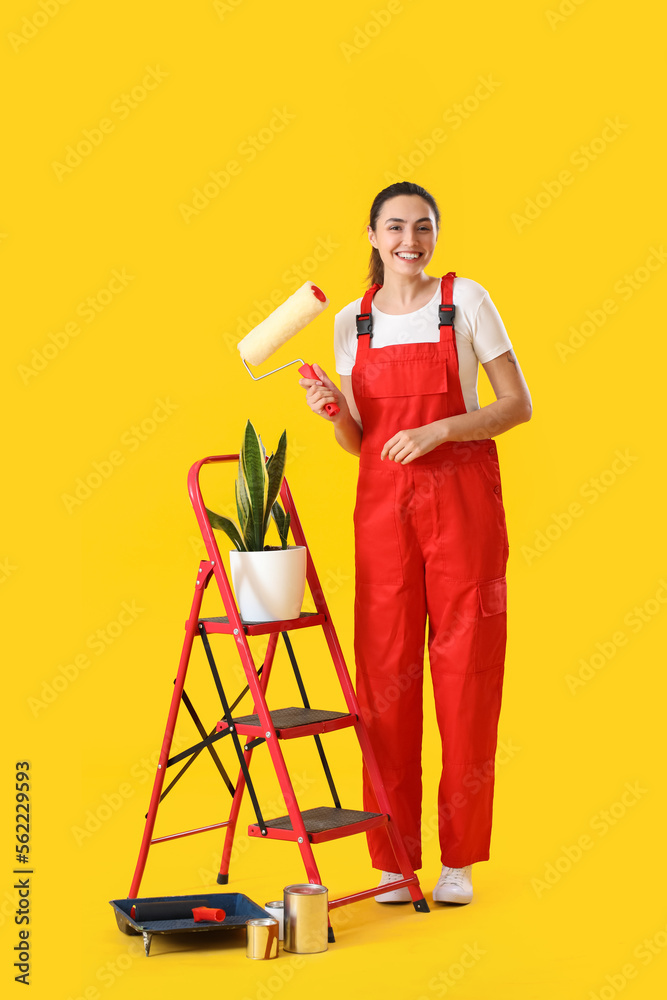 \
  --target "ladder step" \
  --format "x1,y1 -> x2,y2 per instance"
217,707 -> 356,740
249,806 -> 387,845
197,612 -> 325,636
